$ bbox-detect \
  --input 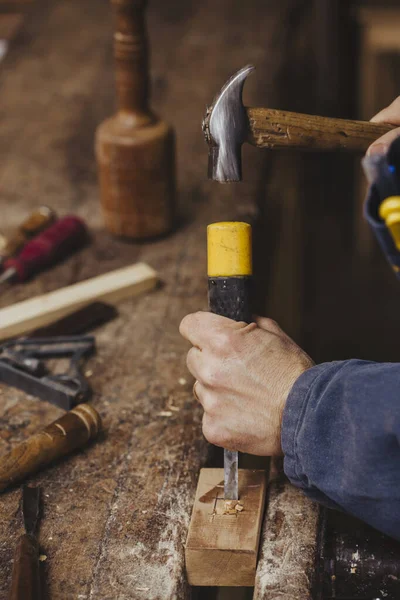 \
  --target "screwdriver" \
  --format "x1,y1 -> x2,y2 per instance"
0,216 -> 88,286
0,206 -> 56,268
